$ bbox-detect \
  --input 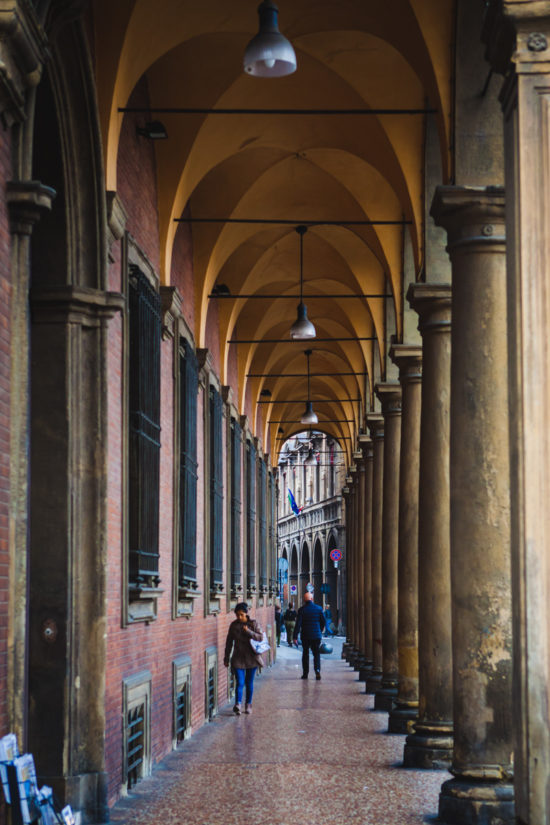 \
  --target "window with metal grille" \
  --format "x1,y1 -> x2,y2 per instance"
259,457 -> 267,591
179,338 -> 198,588
128,265 -> 161,586
230,417 -> 242,590
209,386 -> 223,589
246,440 -> 256,592
126,703 -> 145,789
175,681 -> 188,743
207,666 -> 216,720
